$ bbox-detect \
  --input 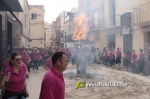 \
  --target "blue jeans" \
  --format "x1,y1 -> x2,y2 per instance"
8,96 -> 26,99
